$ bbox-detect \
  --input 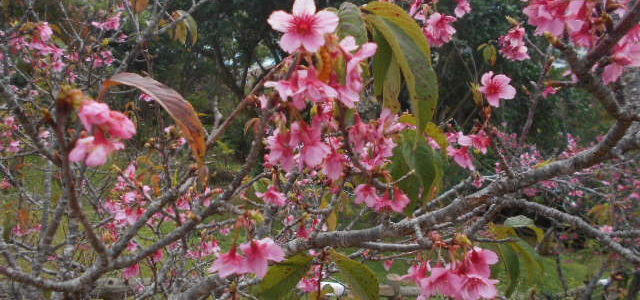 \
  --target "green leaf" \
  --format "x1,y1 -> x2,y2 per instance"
331,251 -> 379,300
496,243 -> 521,297
382,56 -> 402,112
372,29 -> 393,97
391,130 -> 444,209
253,254 -> 314,300
337,3 -> 368,45
509,239 -> 545,287
364,1 -> 438,133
